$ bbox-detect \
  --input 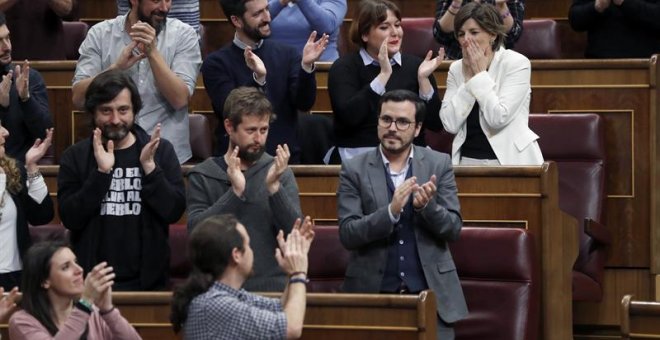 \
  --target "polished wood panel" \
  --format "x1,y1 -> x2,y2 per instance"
1,291 -> 436,340
621,294 -> 660,339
